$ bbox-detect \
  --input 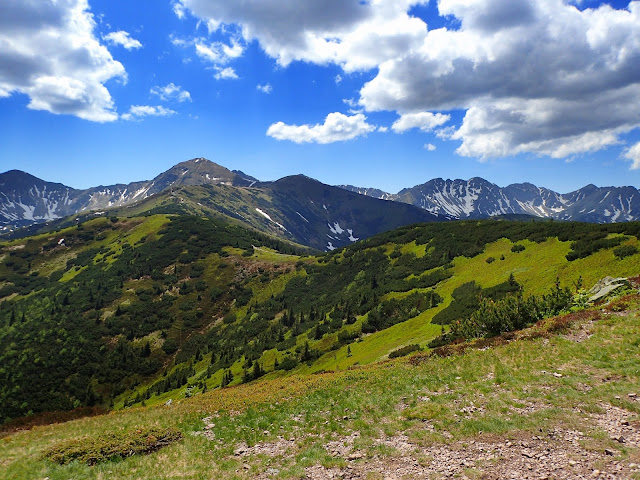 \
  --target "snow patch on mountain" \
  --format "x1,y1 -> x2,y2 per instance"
255,208 -> 272,221
255,208 -> 287,231
328,222 -> 345,235
296,211 -> 309,223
